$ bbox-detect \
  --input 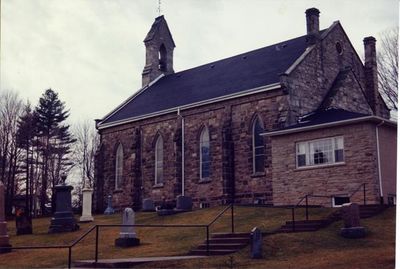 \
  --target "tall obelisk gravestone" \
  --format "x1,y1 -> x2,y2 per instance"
0,181 -> 11,253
